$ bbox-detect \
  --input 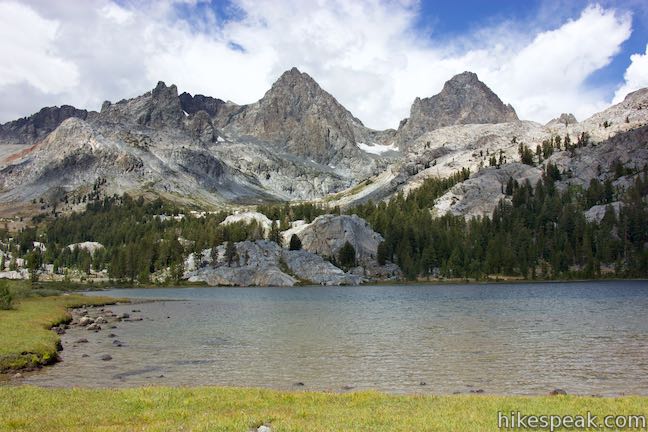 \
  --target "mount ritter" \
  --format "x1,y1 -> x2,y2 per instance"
0,67 -> 647,285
